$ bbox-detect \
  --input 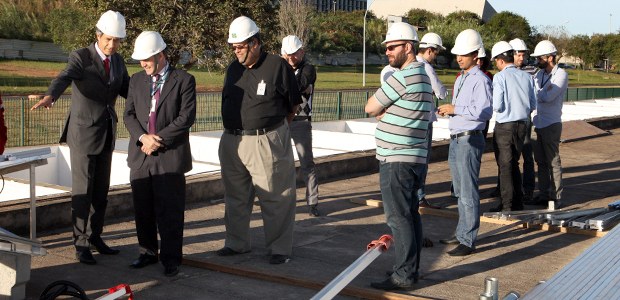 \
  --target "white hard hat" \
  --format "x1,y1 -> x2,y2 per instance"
491,41 -> 513,59
96,10 -> 126,38
451,29 -> 483,55
281,35 -> 303,55
478,47 -> 486,58
419,32 -> 445,50
509,38 -> 528,51
228,16 -> 260,44
131,31 -> 167,60
383,22 -> 418,44
531,40 -> 557,57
